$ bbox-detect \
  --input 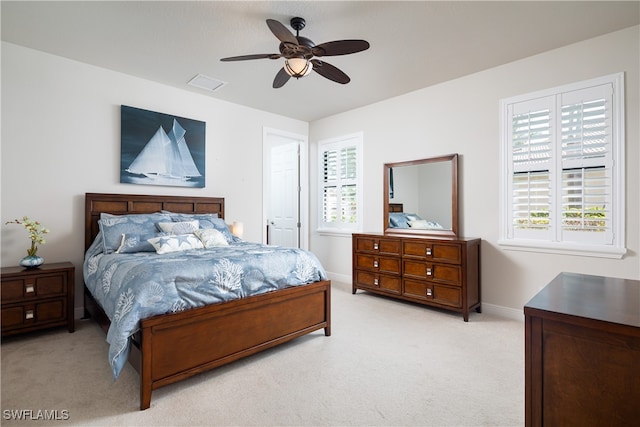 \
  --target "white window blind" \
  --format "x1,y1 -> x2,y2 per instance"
318,133 -> 363,232
500,73 -> 625,258
560,86 -> 613,244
